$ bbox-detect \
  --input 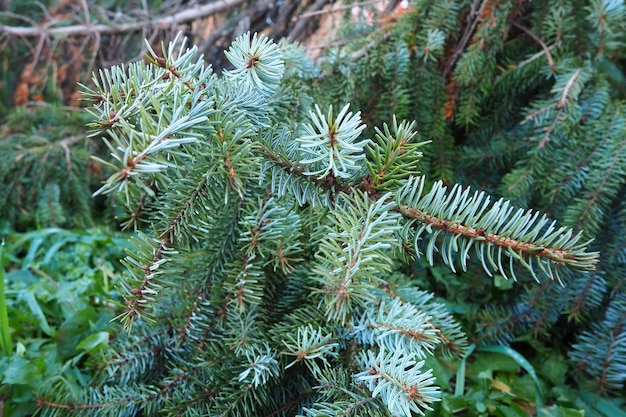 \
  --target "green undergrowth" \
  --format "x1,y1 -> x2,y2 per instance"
427,343 -> 626,417
0,228 -> 128,416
